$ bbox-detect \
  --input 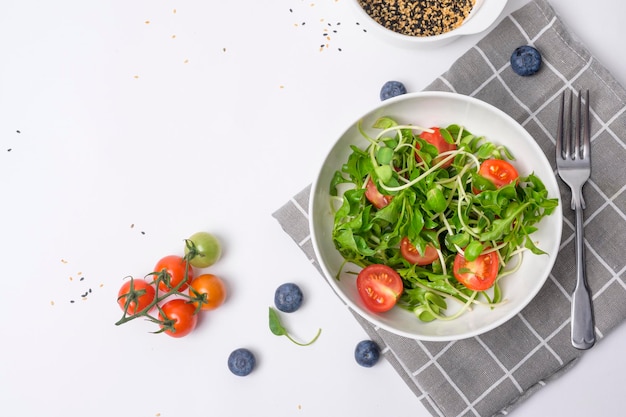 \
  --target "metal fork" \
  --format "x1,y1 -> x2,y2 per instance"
556,89 -> 595,350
